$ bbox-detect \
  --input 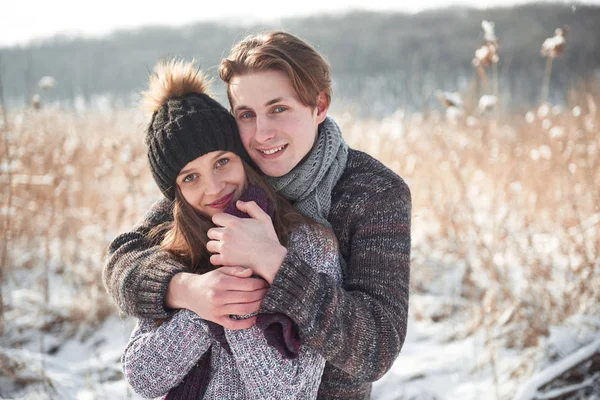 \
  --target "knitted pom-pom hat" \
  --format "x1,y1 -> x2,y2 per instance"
142,59 -> 251,200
